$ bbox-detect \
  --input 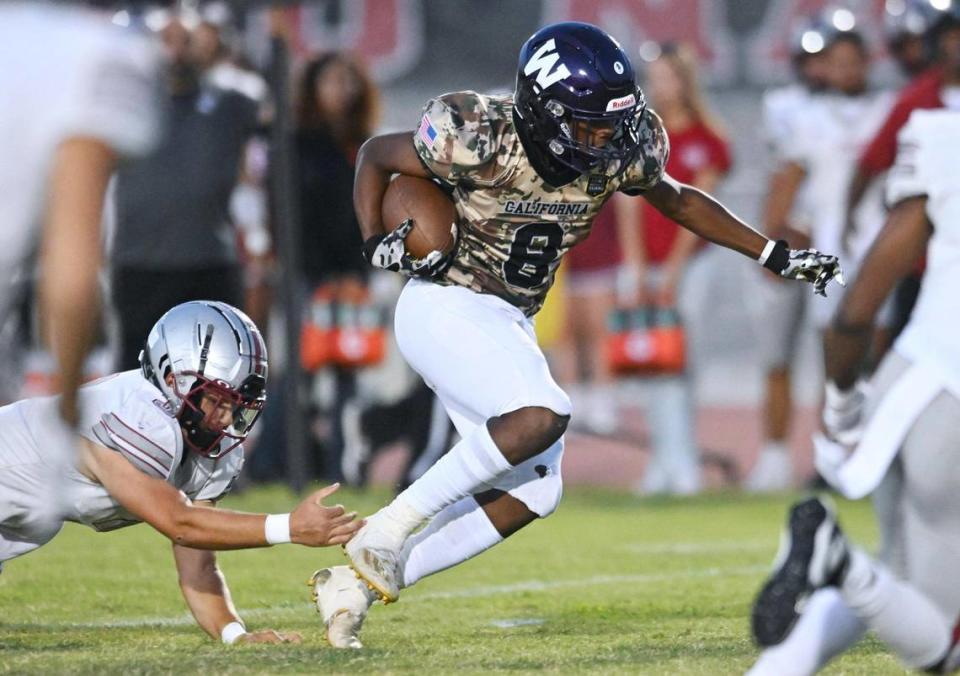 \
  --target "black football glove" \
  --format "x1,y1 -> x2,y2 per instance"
362,219 -> 453,279
762,240 -> 846,297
